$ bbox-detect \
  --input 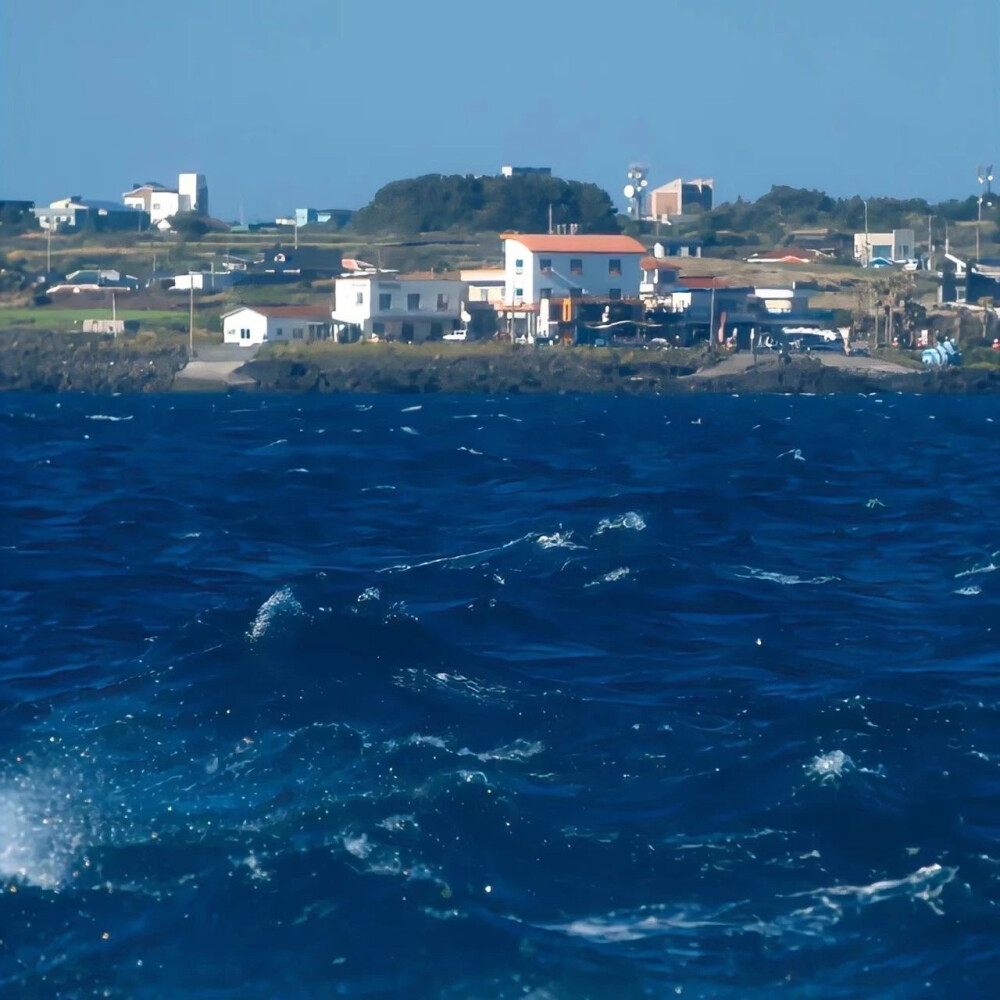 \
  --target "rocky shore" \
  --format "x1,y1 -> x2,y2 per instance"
1,332 -> 999,395
0,330 -> 185,393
